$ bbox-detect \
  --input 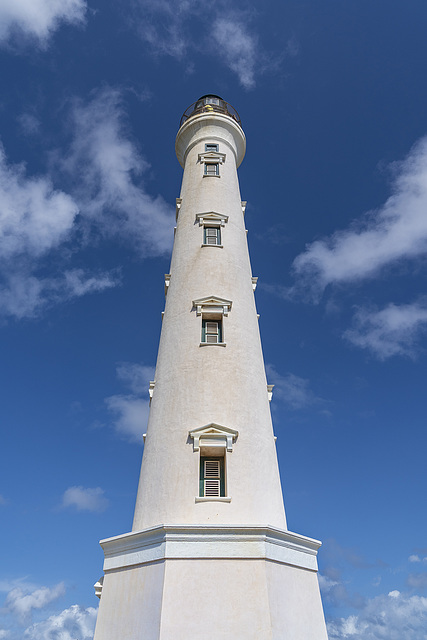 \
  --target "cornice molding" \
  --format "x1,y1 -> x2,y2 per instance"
100,525 -> 322,573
